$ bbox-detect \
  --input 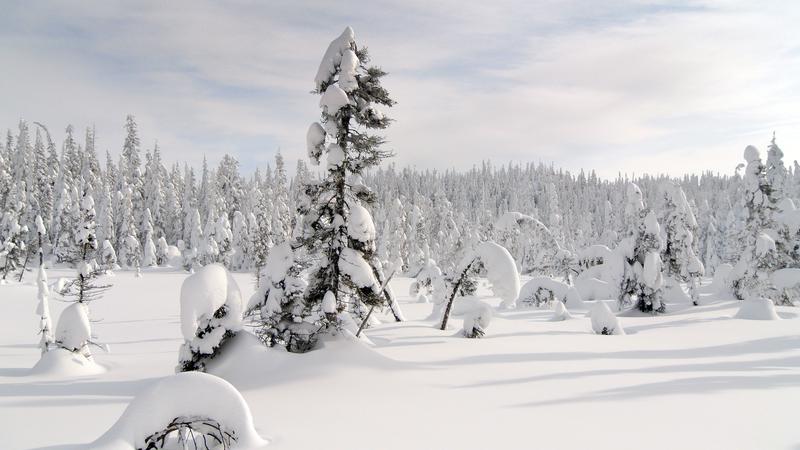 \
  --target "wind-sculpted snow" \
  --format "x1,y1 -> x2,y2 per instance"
90,372 -> 267,450
473,241 -> 520,308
